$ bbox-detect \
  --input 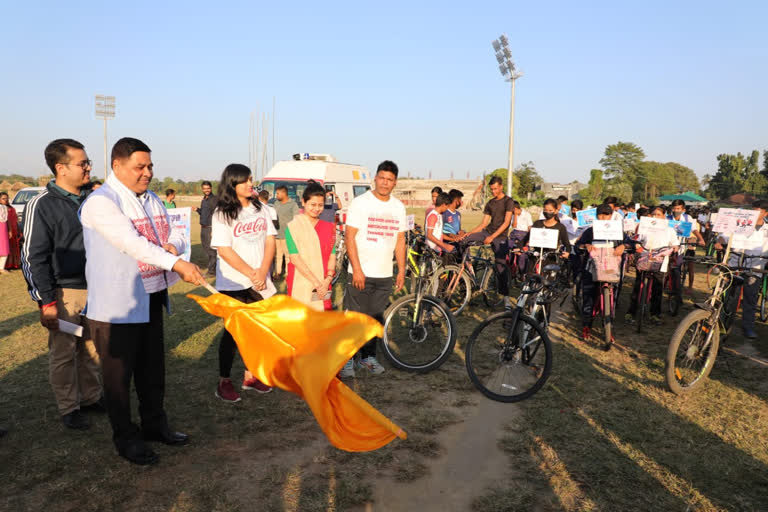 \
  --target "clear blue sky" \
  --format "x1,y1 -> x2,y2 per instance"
1,0 -> 765,185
